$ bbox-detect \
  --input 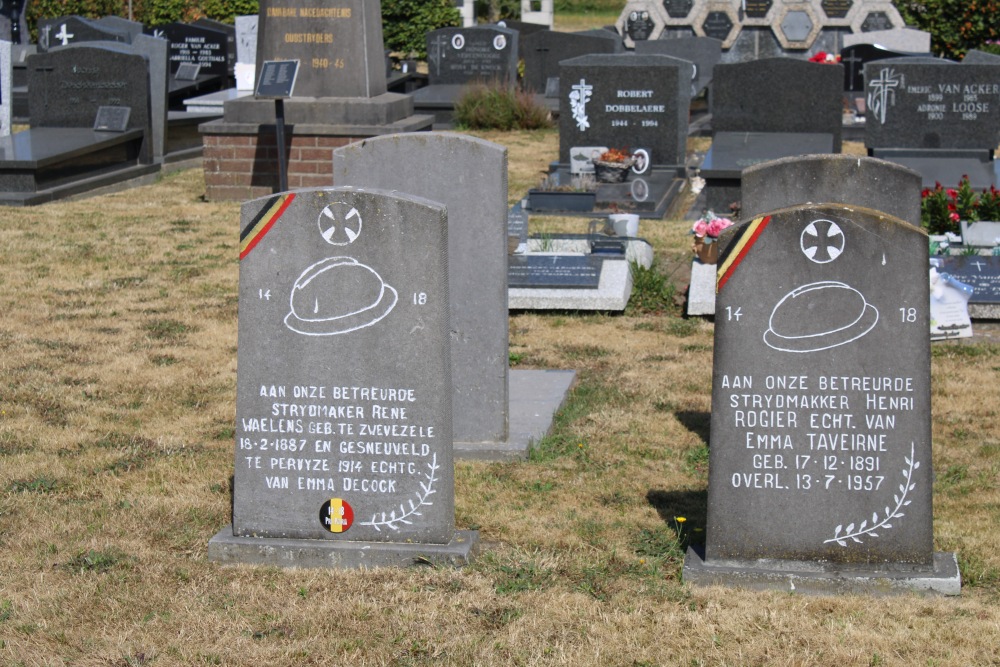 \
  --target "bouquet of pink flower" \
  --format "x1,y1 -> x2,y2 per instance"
691,211 -> 733,239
